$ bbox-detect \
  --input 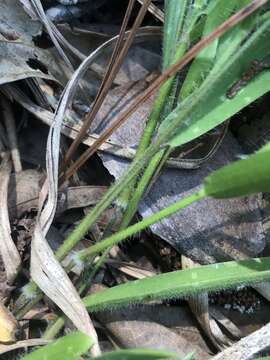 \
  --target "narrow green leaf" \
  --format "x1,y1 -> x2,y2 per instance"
203,143 -> 270,198
180,0 -> 239,99
21,332 -> 92,360
163,0 -> 189,69
171,69 -> 270,147
159,10 -> 270,148
86,348 -> 183,360
84,257 -> 270,312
